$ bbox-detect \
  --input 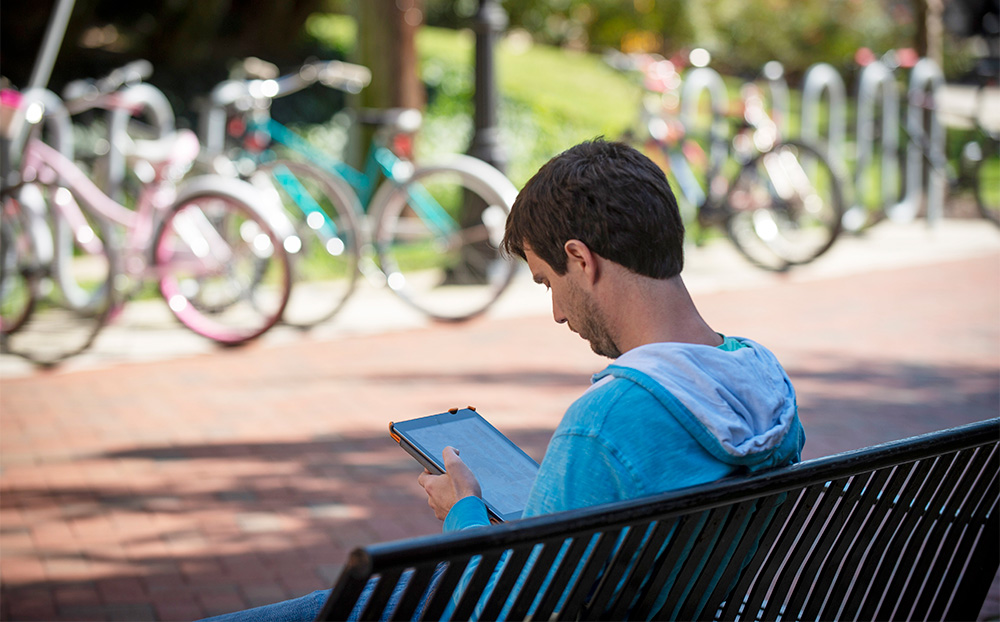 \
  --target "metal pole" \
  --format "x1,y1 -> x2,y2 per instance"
467,0 -> 507,172
27,0 -> 77,89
